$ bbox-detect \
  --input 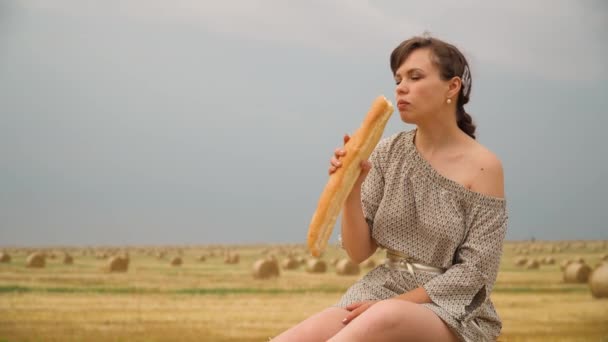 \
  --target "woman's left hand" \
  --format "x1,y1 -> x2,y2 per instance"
342,300 -> 380,324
